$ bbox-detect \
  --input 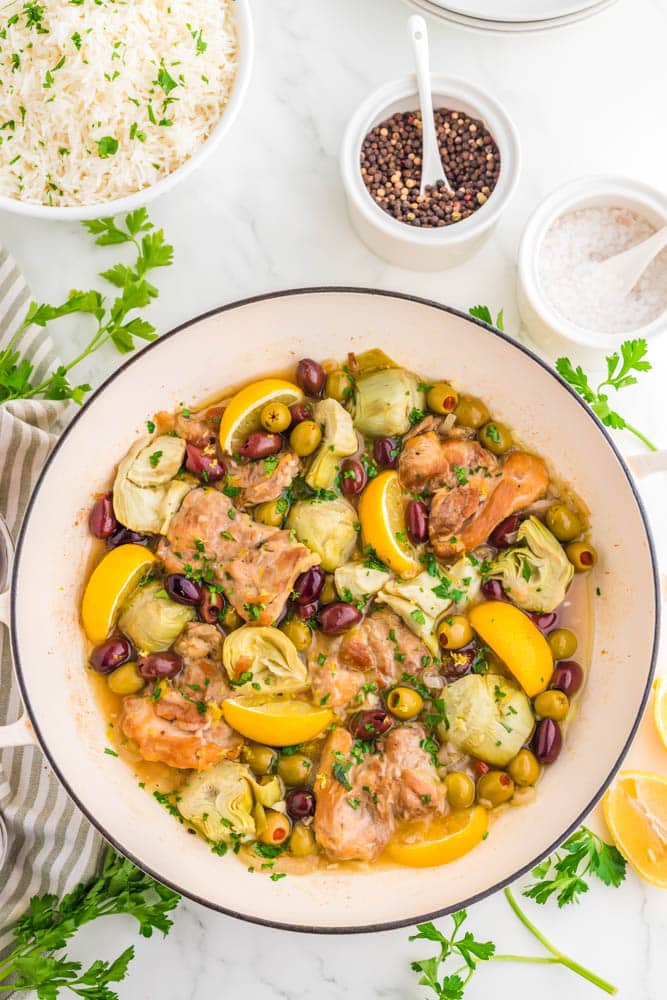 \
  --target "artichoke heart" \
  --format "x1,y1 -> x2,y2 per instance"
377,557 -> 480,655
127,435 -> 186,487
352,368 -> 425,438
113,435 -> 192,534
287,497 -> 358,572
305,398 -> 357,492
118,581 -> 194,654
334,561 -> 392,602
442,673 -> 535,767
488,516 -> 574,613
178,762 -> 257,843
223,626 -> 309,693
